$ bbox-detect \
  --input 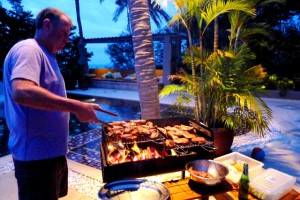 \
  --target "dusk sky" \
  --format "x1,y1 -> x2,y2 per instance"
2,0 -> 174,67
